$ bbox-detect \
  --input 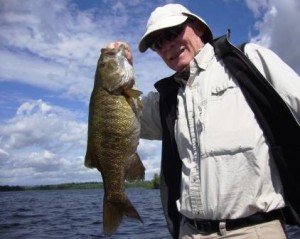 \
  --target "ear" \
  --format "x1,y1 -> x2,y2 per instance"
191,21 -> 204,37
